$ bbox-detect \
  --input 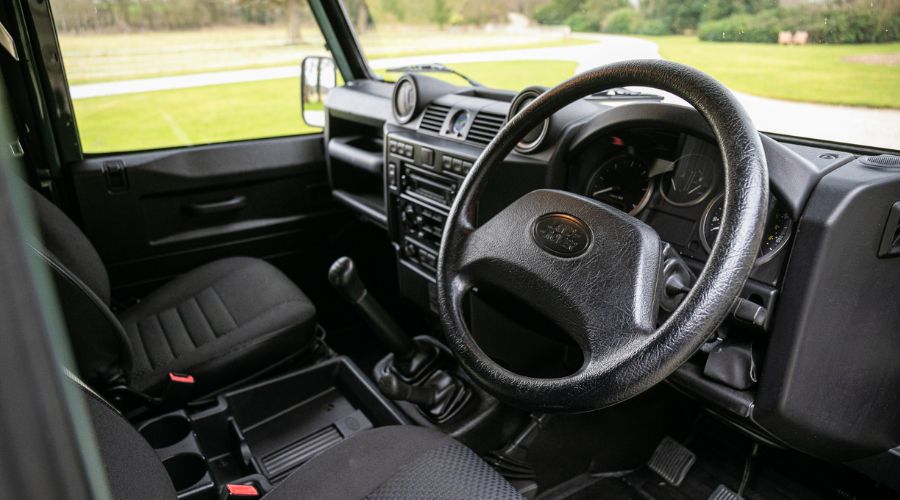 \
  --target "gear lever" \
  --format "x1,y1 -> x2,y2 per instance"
328,257 -> 470,422
328,257 -> 437,377
328,257 -> 417,358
